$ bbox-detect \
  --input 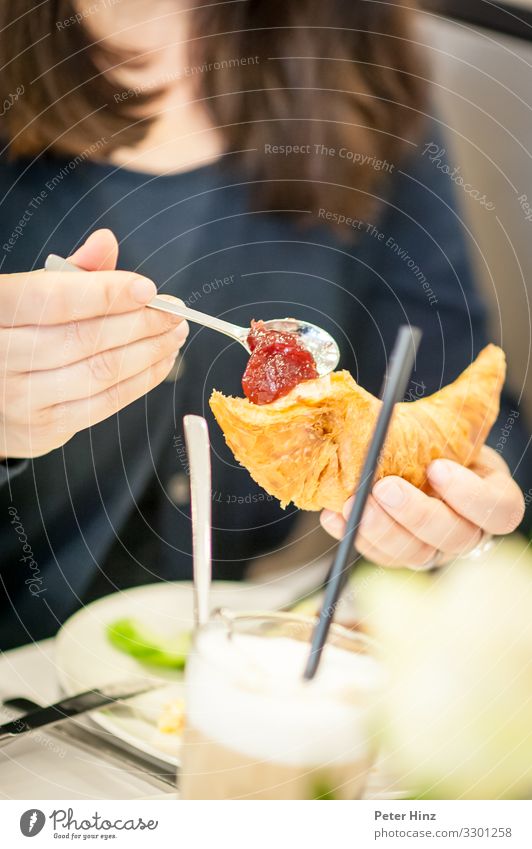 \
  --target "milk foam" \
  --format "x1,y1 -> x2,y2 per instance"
185,630 -> 382,766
